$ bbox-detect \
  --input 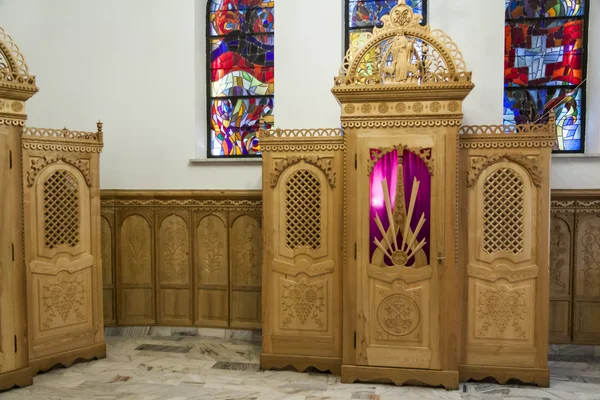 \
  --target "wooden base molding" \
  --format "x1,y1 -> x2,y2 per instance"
29,343 -> 106,376
0,368 -> 33,392
260,354 -> 341,375
458,365 -> 549,387
341,365 -> 459,390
